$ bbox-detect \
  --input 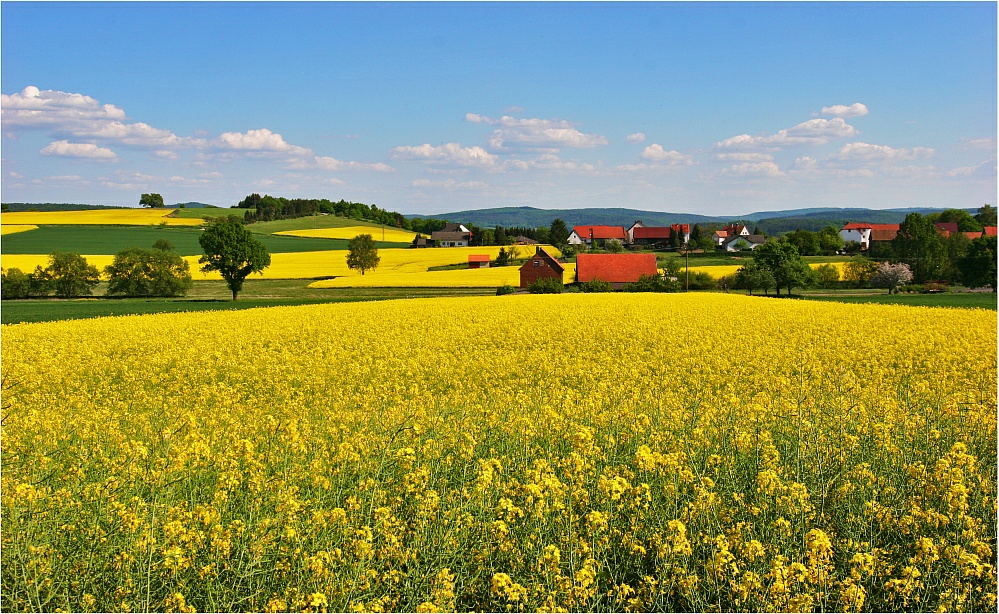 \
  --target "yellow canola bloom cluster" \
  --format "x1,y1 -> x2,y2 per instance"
275,226 -> 419,243
0,224 -> 38,236
1,209 -> 204,226
2,293 -> 995,612
688,261 -> 847,280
